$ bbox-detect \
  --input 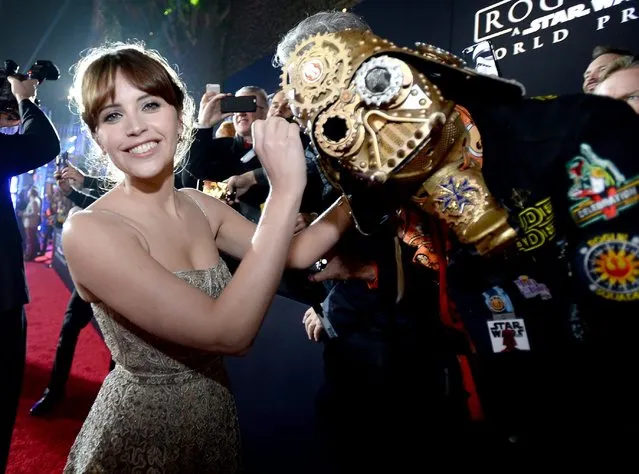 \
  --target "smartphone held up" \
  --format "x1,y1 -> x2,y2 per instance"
220,95 -> 257,114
